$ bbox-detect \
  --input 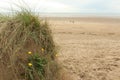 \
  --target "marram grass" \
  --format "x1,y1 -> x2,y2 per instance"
0,8 -> 60,80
